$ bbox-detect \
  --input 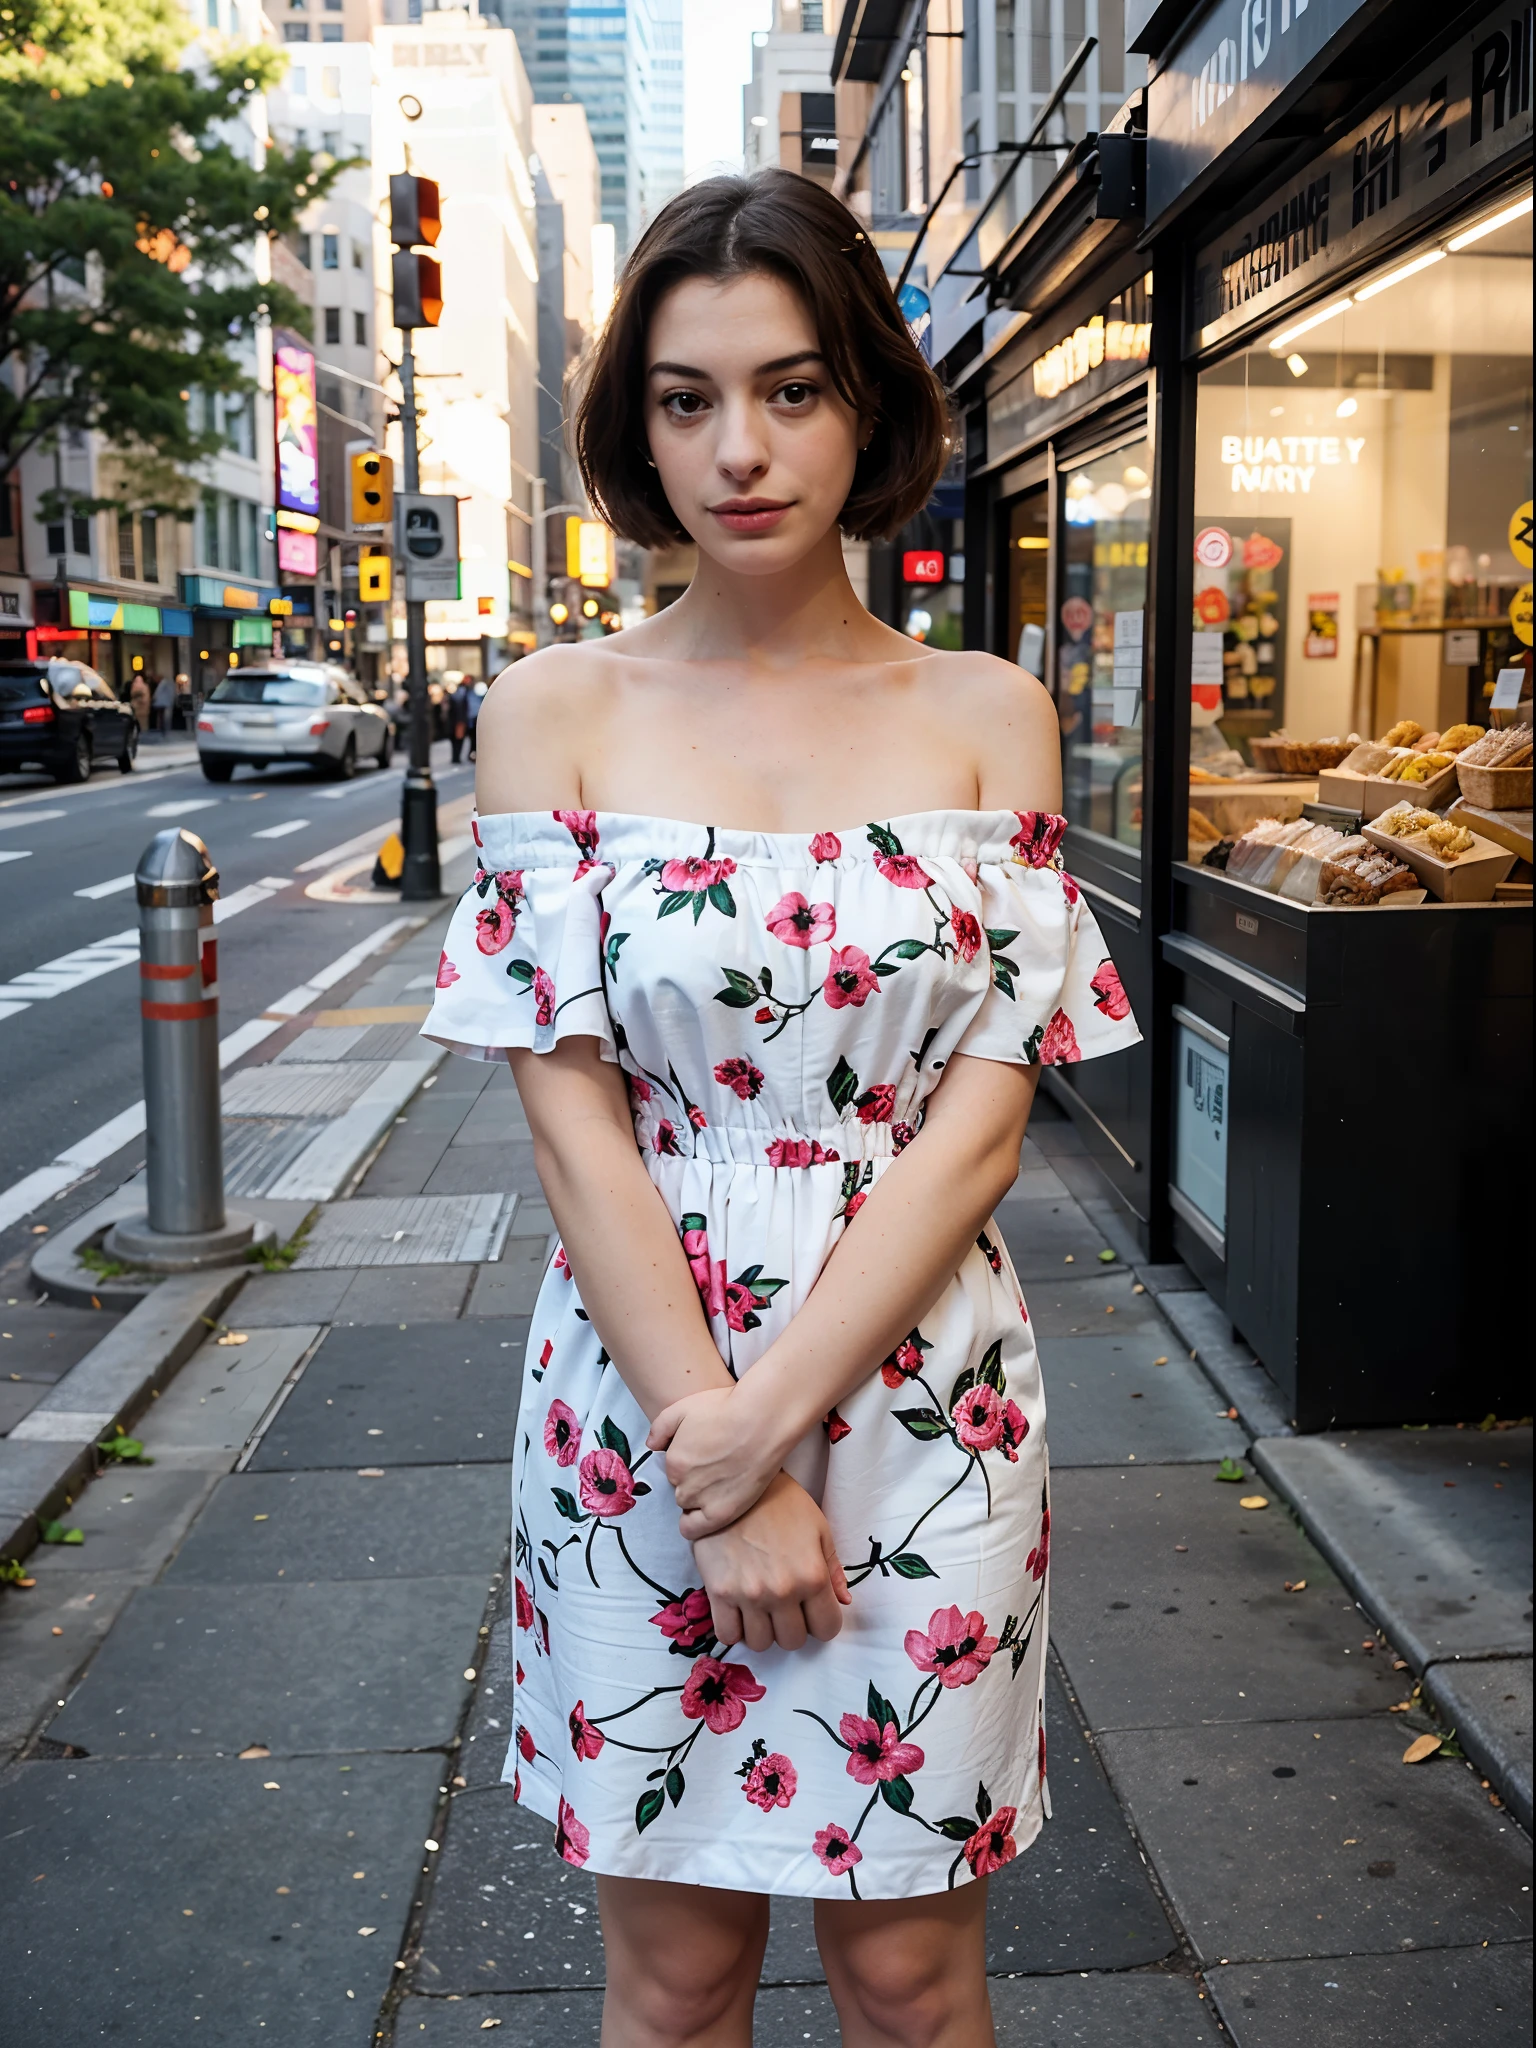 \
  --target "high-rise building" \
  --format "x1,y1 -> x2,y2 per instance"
492,0 -> 684,253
